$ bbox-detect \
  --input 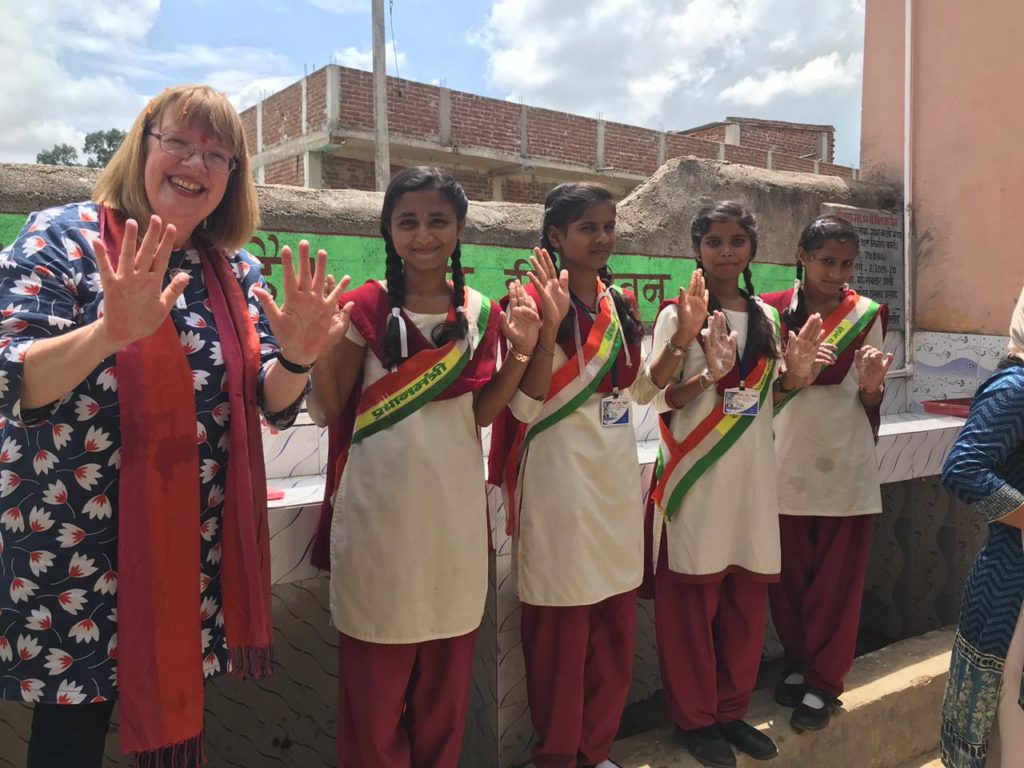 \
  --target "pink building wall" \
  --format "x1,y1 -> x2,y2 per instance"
861,0 -> 1024,334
